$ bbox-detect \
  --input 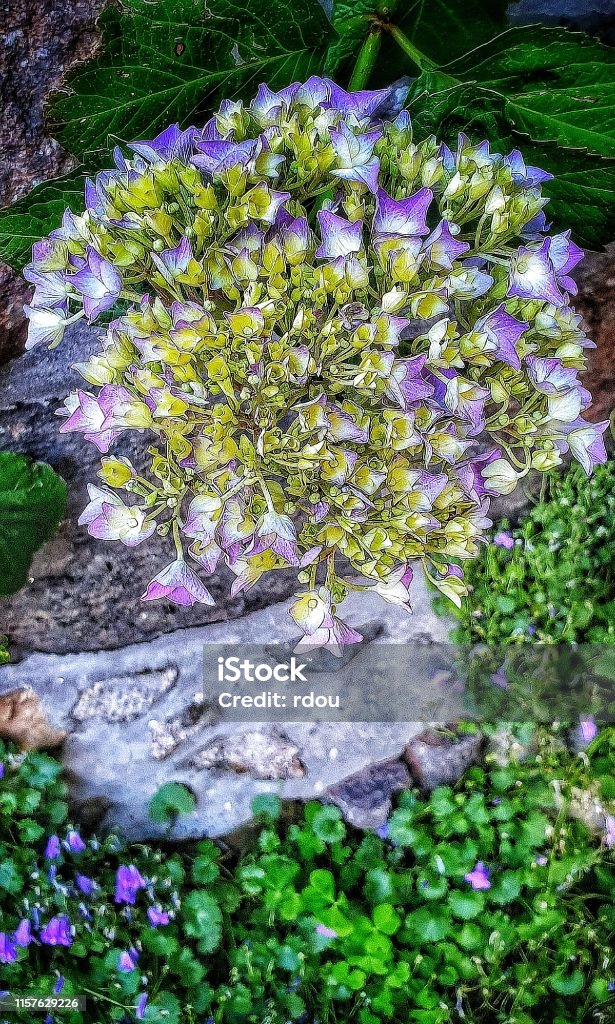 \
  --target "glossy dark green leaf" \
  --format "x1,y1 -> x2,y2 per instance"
0,452 -> 67,596
50,0 -> 333,159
